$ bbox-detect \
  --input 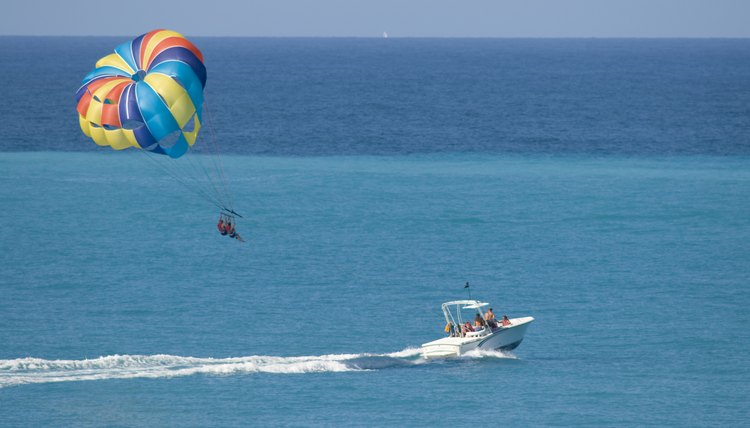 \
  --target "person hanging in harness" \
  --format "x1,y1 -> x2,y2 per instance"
218,214 -> 245,242
228,221 -> 245,242
217,215 -> 228,236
